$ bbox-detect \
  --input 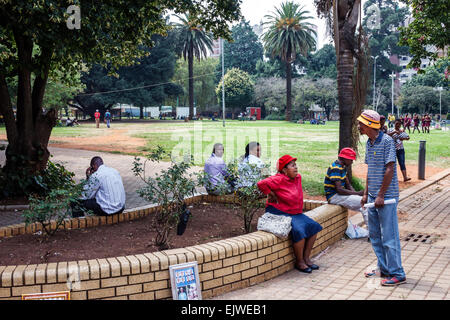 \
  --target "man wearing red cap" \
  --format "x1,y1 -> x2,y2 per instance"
257,155 -> 322,274
324,147 -> 369,229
